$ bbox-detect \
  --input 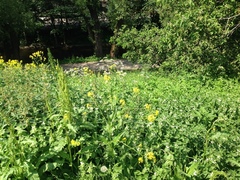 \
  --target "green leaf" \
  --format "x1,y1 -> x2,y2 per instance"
27,171 -> 40,180
51,137 -> 67,152
38,160 -> 64,176
209,170 -> 228,180
67,123 -> 77,133
186,161 -> 199,177
79,122 -> 95,130
227,159 -> 240,168
0,168 -> 14,179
